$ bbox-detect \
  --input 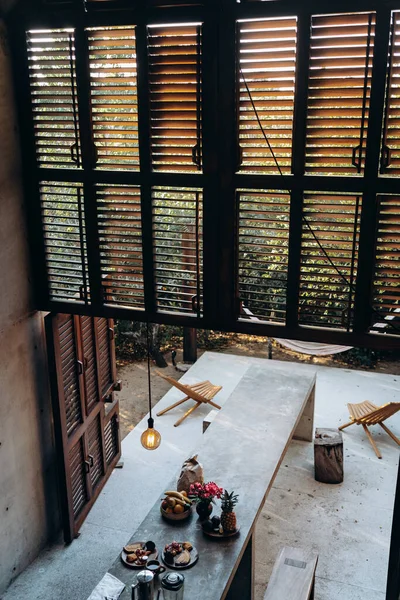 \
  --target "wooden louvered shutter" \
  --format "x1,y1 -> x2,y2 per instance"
27,29 -> 81,169
87,27 -> 139,171
152,187 -> 203,314
237,190 -> 290,323
97,184 -> 145,308
96,317 -> 117,399
370,195 -> 400,332
237,18 -> 297,173
298,193 -> 361,330
381,12 -> 400,175
305,13 -> 375,175
46,313 -> 121,543
40,181 -> 88,303
148,24 -> 202,172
